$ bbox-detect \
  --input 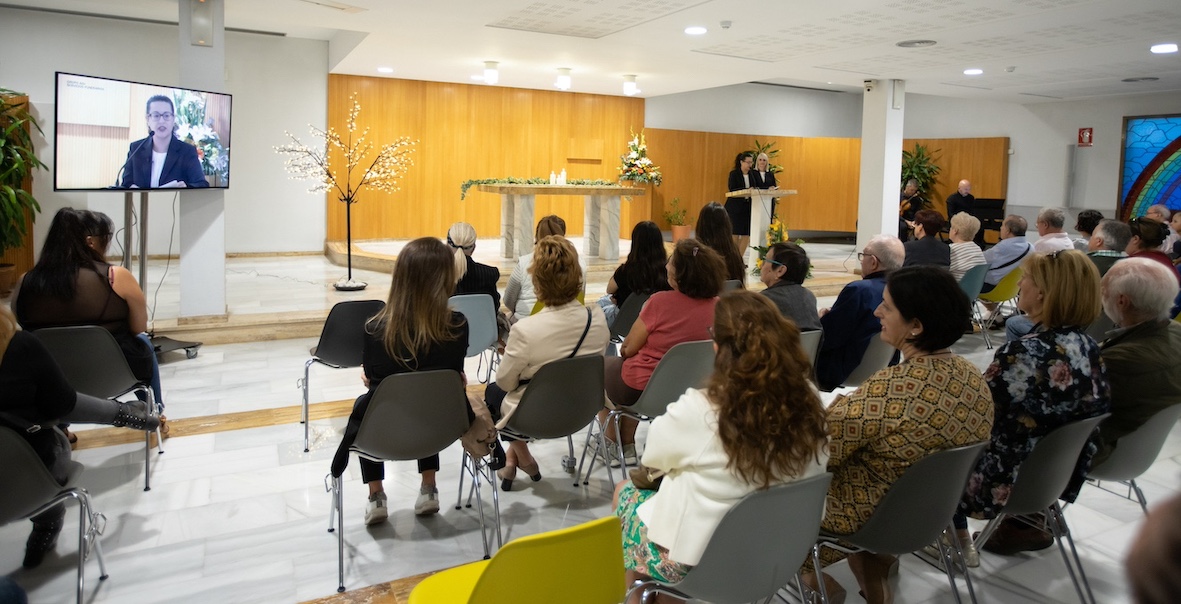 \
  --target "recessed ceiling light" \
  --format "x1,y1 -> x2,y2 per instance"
963,68 -> 983,76
684,26 -> 707,35
377,66 -> 394,74
1122,77 -> 1160,83
1151,43 -> 1178,54
896,39 -> 937,48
